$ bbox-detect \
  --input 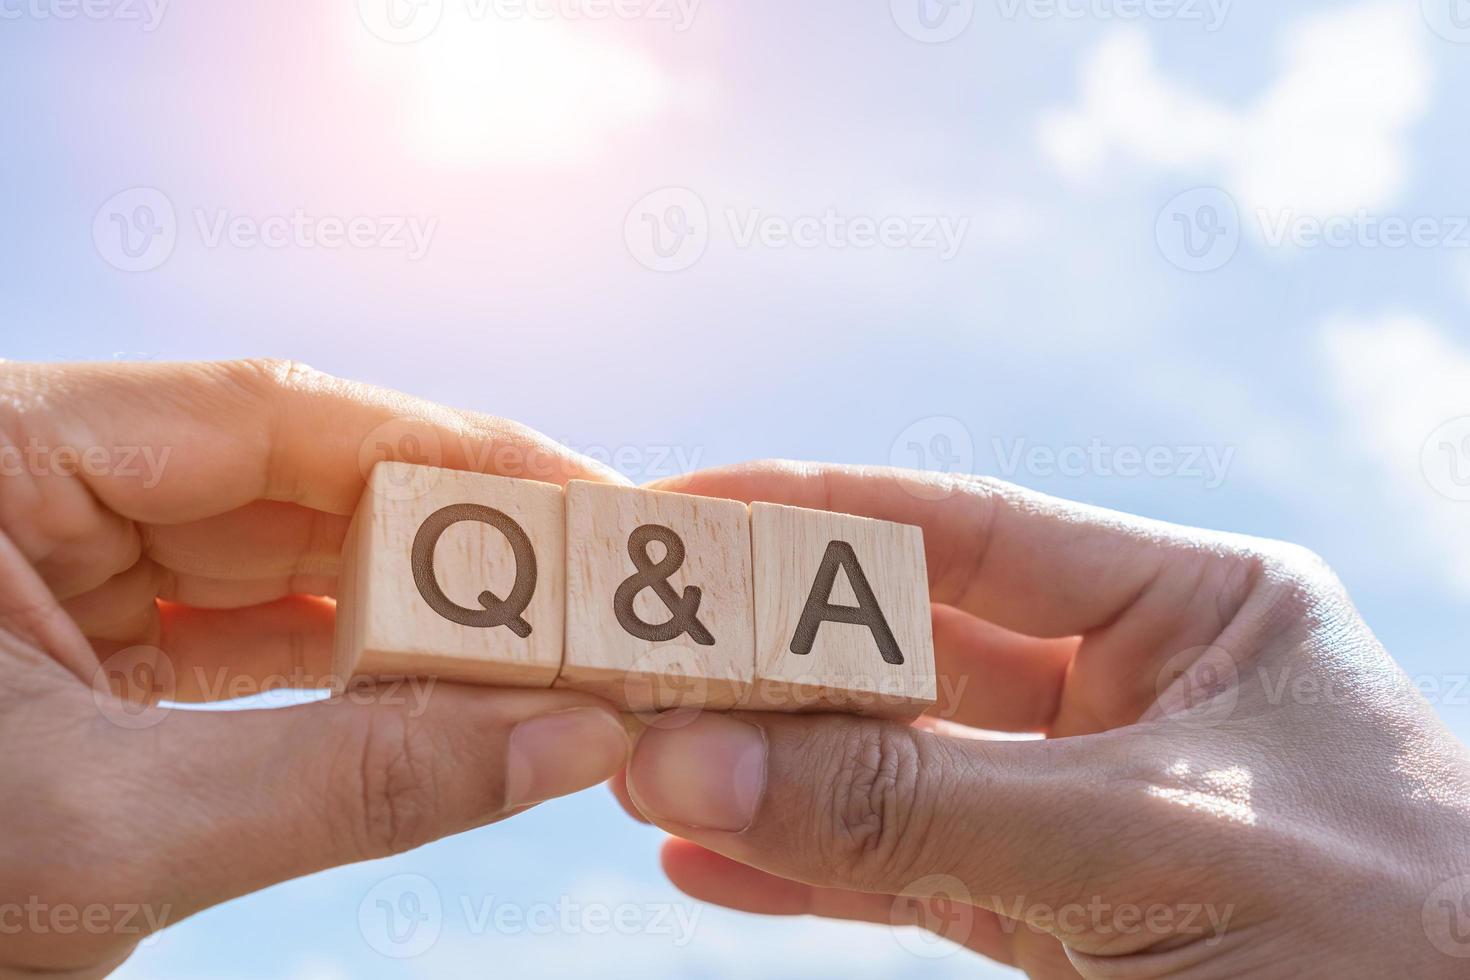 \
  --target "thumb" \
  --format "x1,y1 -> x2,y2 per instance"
625,712 -> 1118,913
117,685 -> 630,921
